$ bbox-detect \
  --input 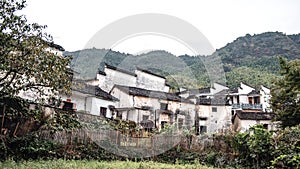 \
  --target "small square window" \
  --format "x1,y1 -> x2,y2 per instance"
160,103 -> 168,110
200,126 -> 207,134
100,107 -> 107,117
178,118 -> 184,129
142,115 -> 149,121
212,107 -> 217,112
